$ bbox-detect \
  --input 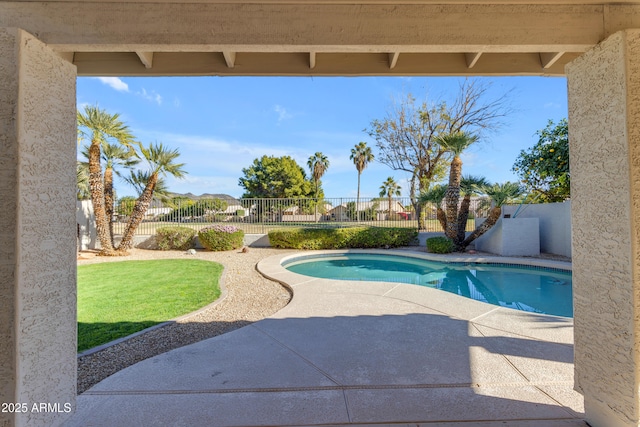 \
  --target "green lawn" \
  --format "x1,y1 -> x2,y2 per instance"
77,259 -> 223,352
